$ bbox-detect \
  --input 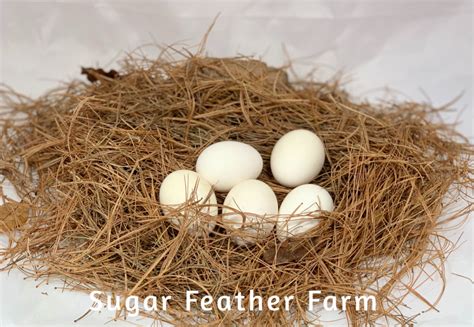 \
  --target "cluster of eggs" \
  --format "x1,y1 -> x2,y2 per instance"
159,129 -> 334,245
